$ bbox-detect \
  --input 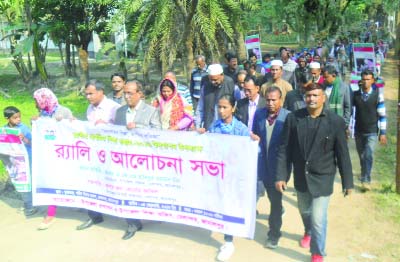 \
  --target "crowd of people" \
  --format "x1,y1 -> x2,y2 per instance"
3,41 -> 388,262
